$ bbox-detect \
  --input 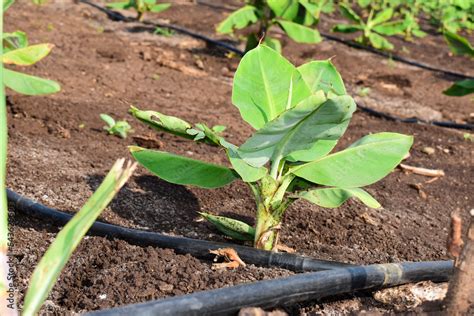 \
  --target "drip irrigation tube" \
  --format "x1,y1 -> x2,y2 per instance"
78,0 -> 244,56
78,1 -> 473,132
6,189 -> 352,272
87,260 -> 452,315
